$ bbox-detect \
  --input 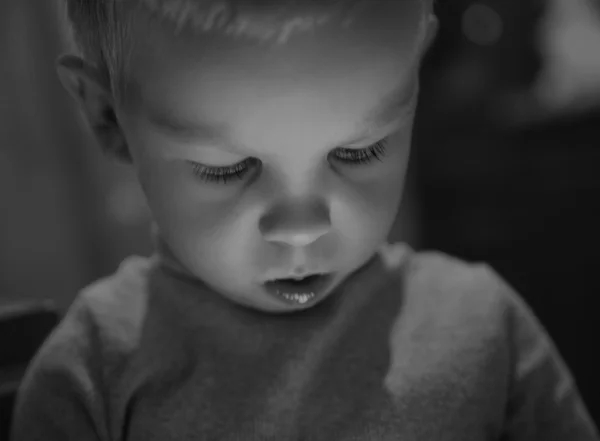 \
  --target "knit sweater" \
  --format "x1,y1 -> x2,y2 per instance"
10,242 -> 599,441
